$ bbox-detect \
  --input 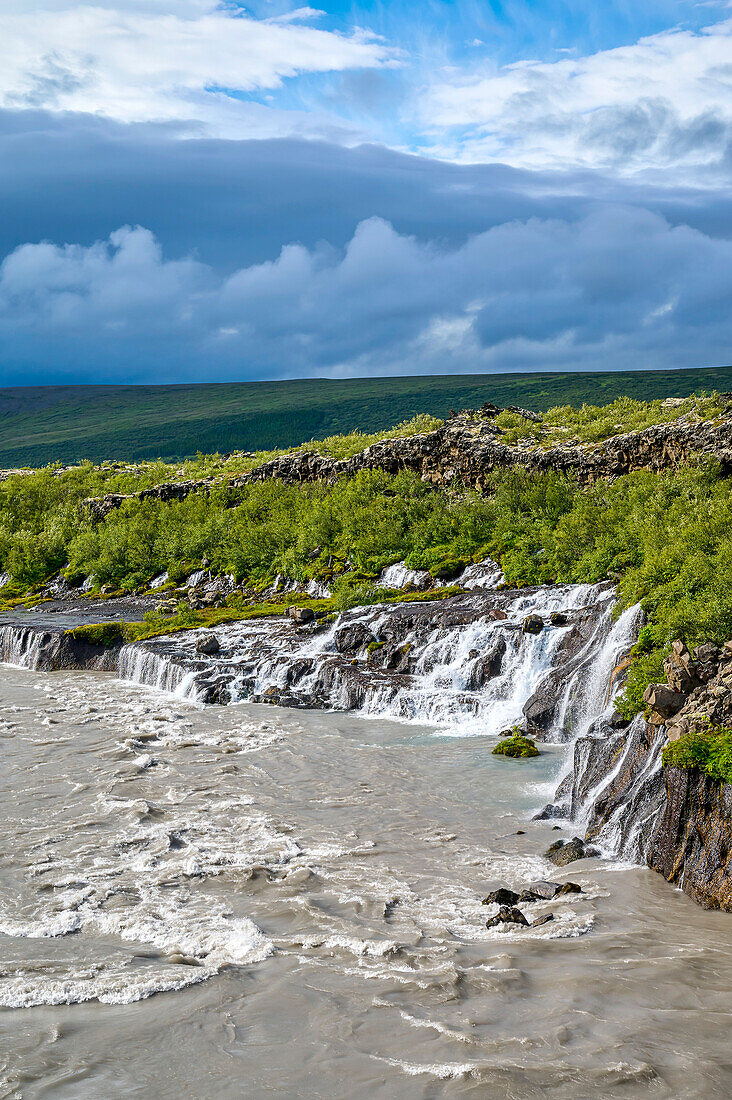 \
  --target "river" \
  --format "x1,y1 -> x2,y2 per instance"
1,655 -> 731,1097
